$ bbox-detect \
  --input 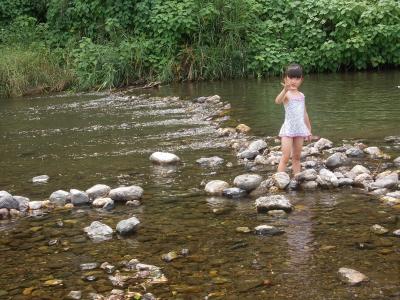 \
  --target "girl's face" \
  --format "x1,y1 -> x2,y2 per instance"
285,76 -> 303,90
